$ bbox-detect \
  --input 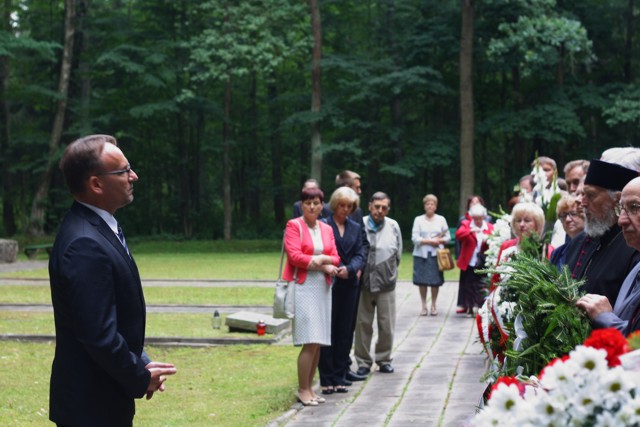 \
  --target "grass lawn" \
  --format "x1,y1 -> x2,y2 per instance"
0,311 -> 278,339
0,286 -> 275,306
1,251 -> 461,281
0,239 -> 462,426
0,342 -> 298,426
